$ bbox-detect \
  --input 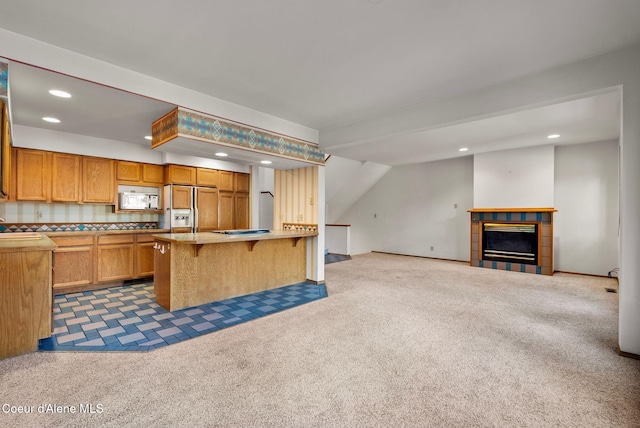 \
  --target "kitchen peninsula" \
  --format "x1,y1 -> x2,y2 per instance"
153,229 -> 318,311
